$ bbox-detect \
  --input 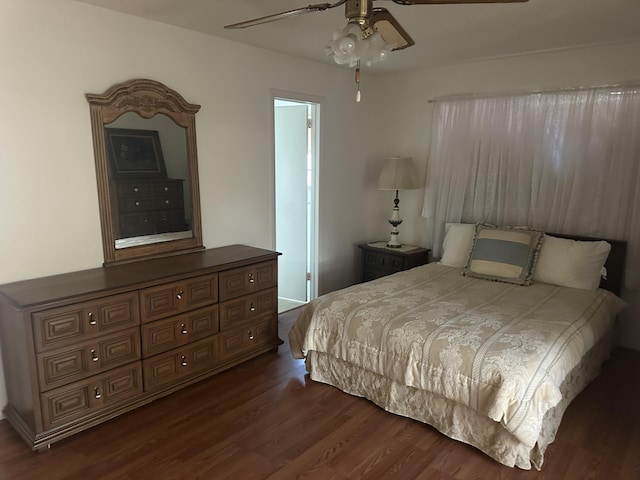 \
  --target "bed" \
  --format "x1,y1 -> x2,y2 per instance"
289,225 -> 628,470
